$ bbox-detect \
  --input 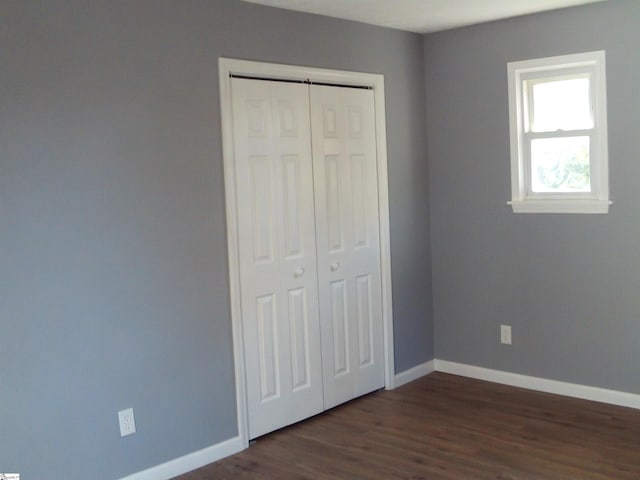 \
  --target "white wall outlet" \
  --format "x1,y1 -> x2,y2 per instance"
500,325 -> 512,345
118,408 -> 136,437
